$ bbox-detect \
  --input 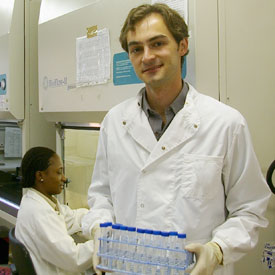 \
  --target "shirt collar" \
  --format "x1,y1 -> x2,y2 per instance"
30,188 -> 59,212
141,81 -> 189,117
